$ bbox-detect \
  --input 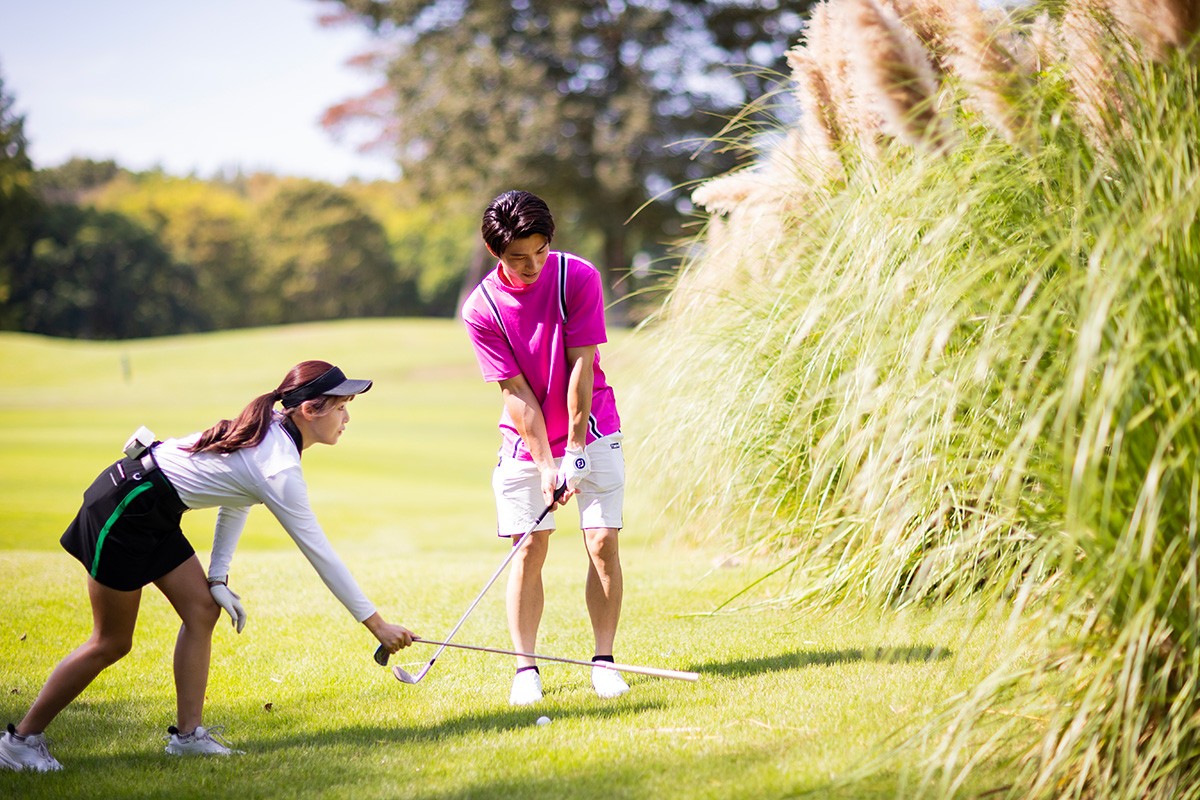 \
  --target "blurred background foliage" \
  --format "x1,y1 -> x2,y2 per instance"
0,0 -> 816,339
